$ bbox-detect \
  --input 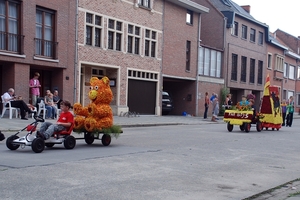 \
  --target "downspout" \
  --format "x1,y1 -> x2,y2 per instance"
74,0 -> 79,103
160,0 -> 165,116
195,13 -> 201,116
223,17 -> 228,89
